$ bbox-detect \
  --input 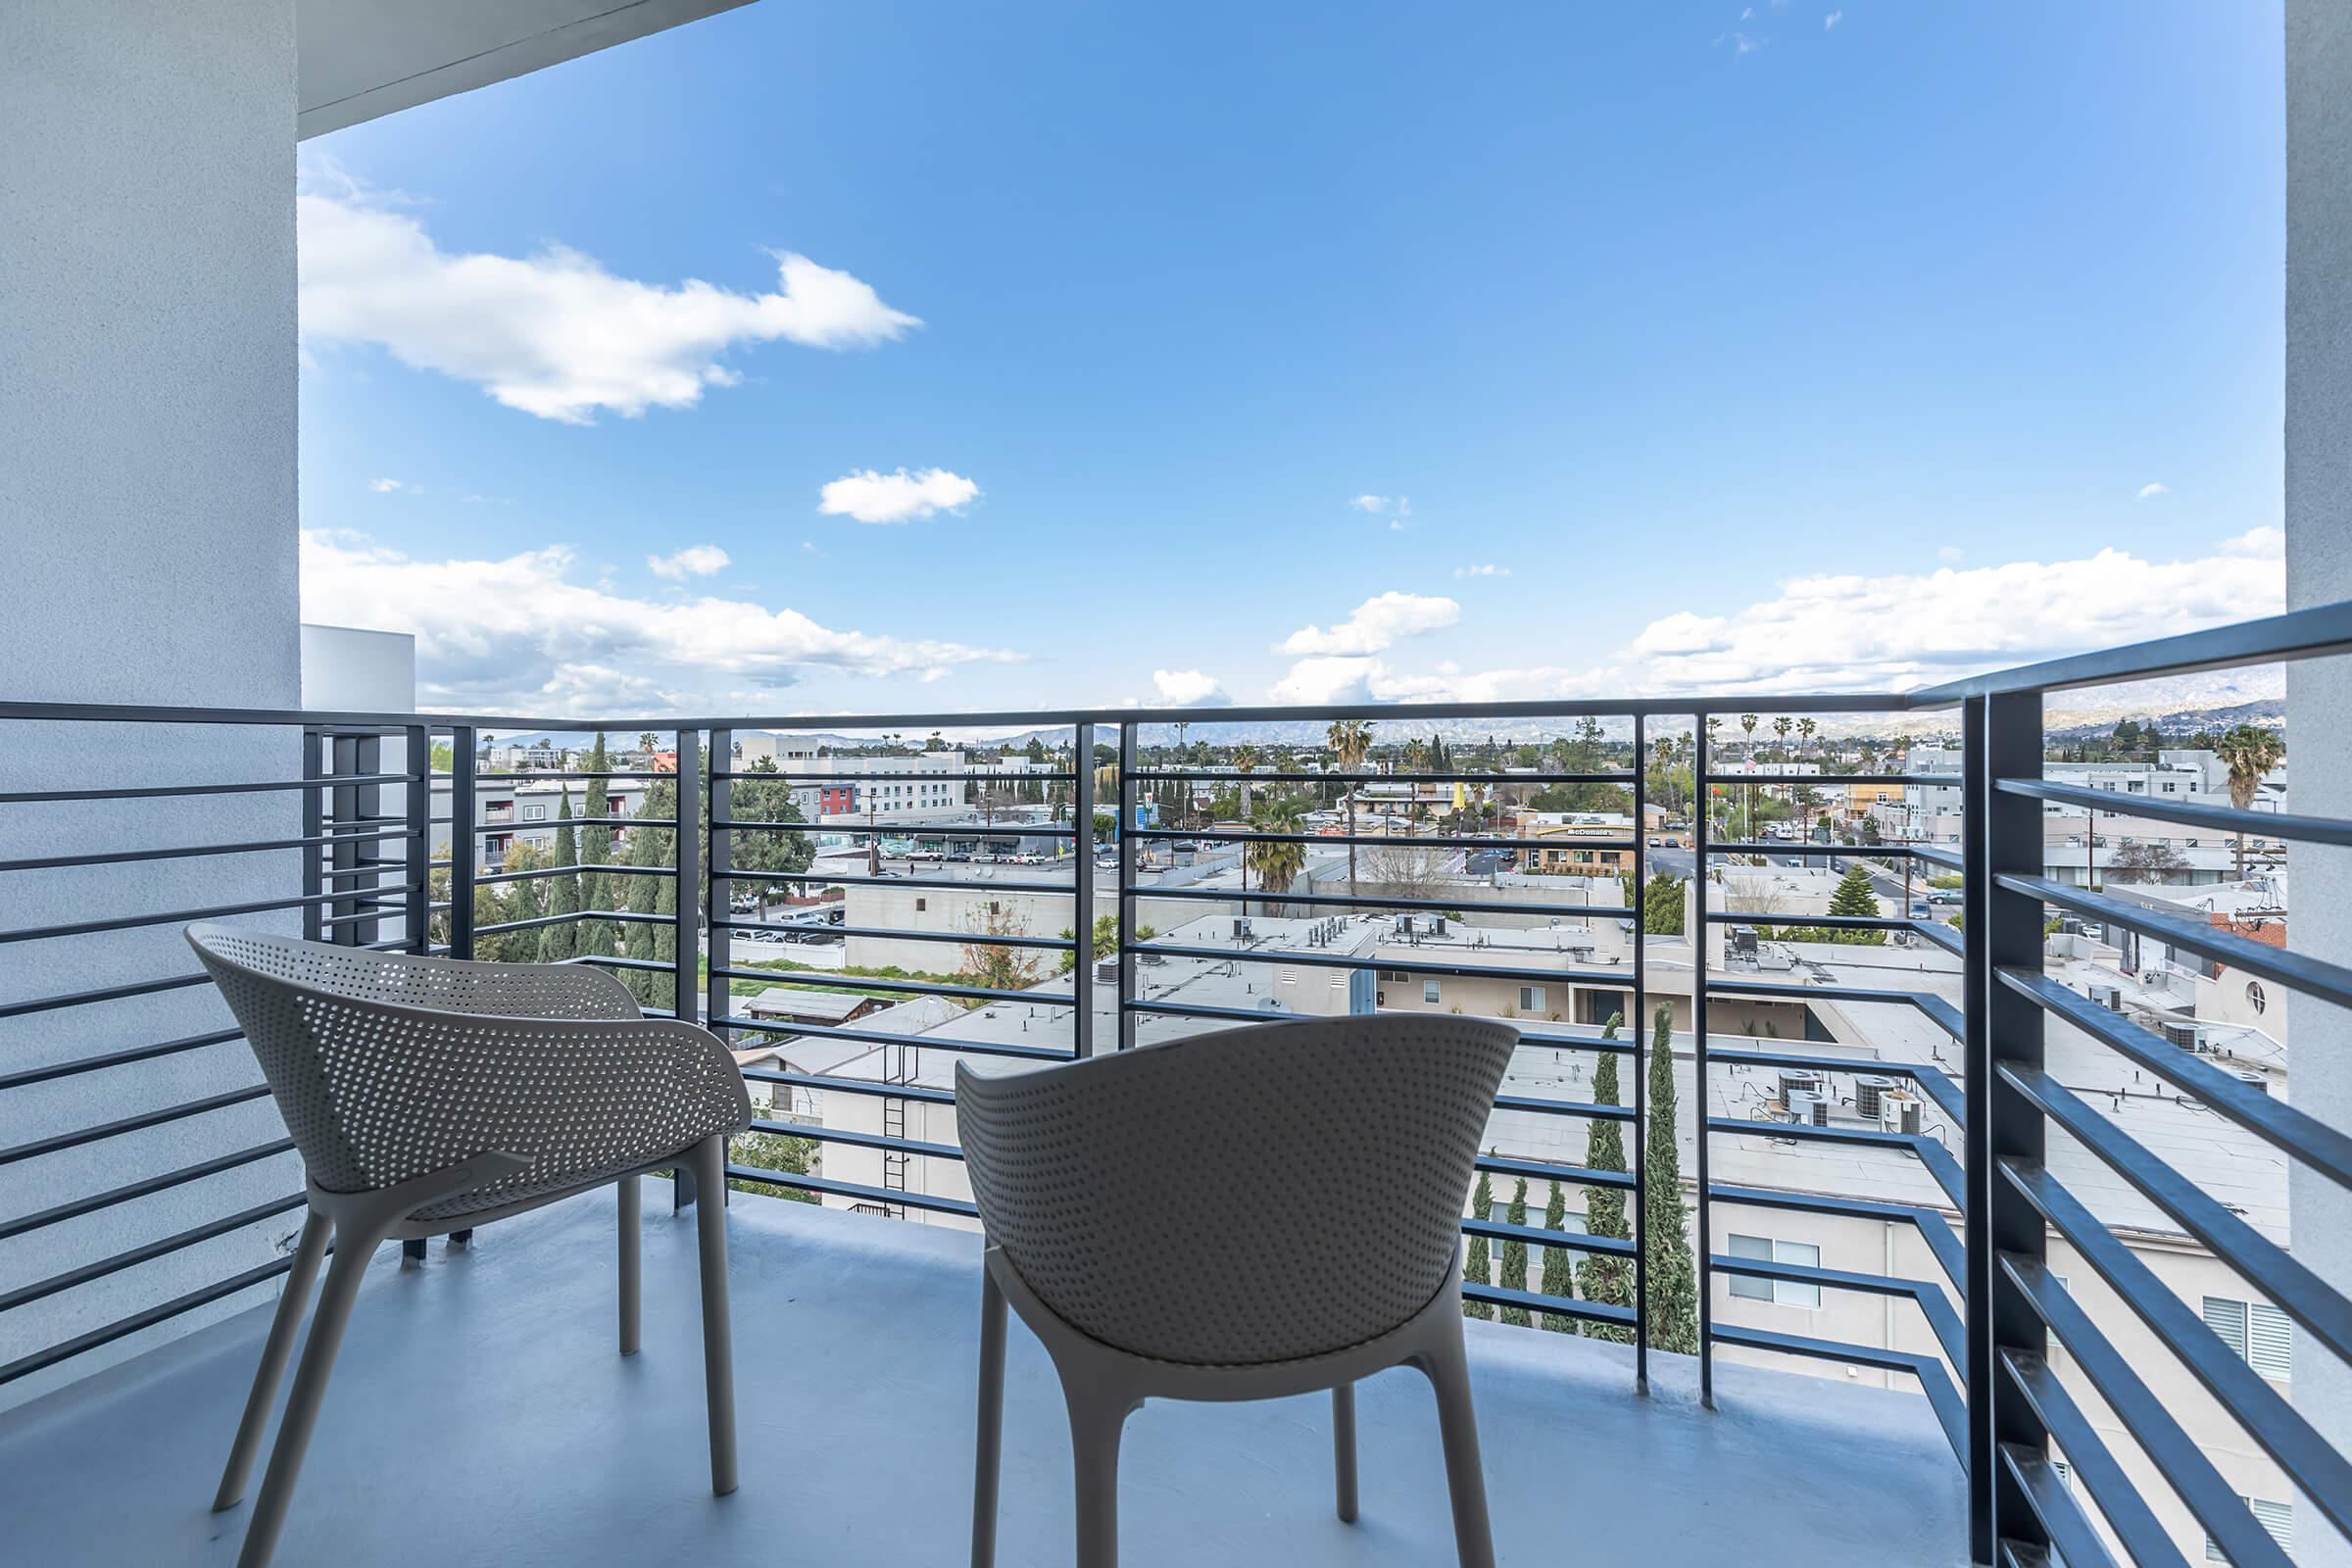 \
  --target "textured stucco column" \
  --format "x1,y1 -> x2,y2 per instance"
0,1 -> 302,1406
2288,2 -> 2352,1562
